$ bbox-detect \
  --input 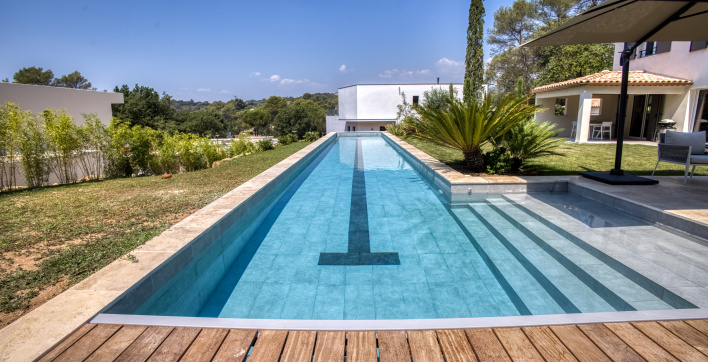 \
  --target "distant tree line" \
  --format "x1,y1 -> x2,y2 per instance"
111,84 -> 337,139
6,66 -> 94,90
